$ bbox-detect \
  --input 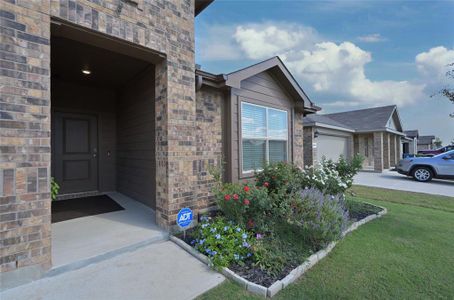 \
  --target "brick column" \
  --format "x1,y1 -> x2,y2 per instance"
303,127 -> 316,167
373,132 -> 384,172
390,134 -> 396,167
383,133 -> 390,169
396,135 -> 402,161
293,112 -> 304,168
353,135 -> 359,155
0,0 -> 52,282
